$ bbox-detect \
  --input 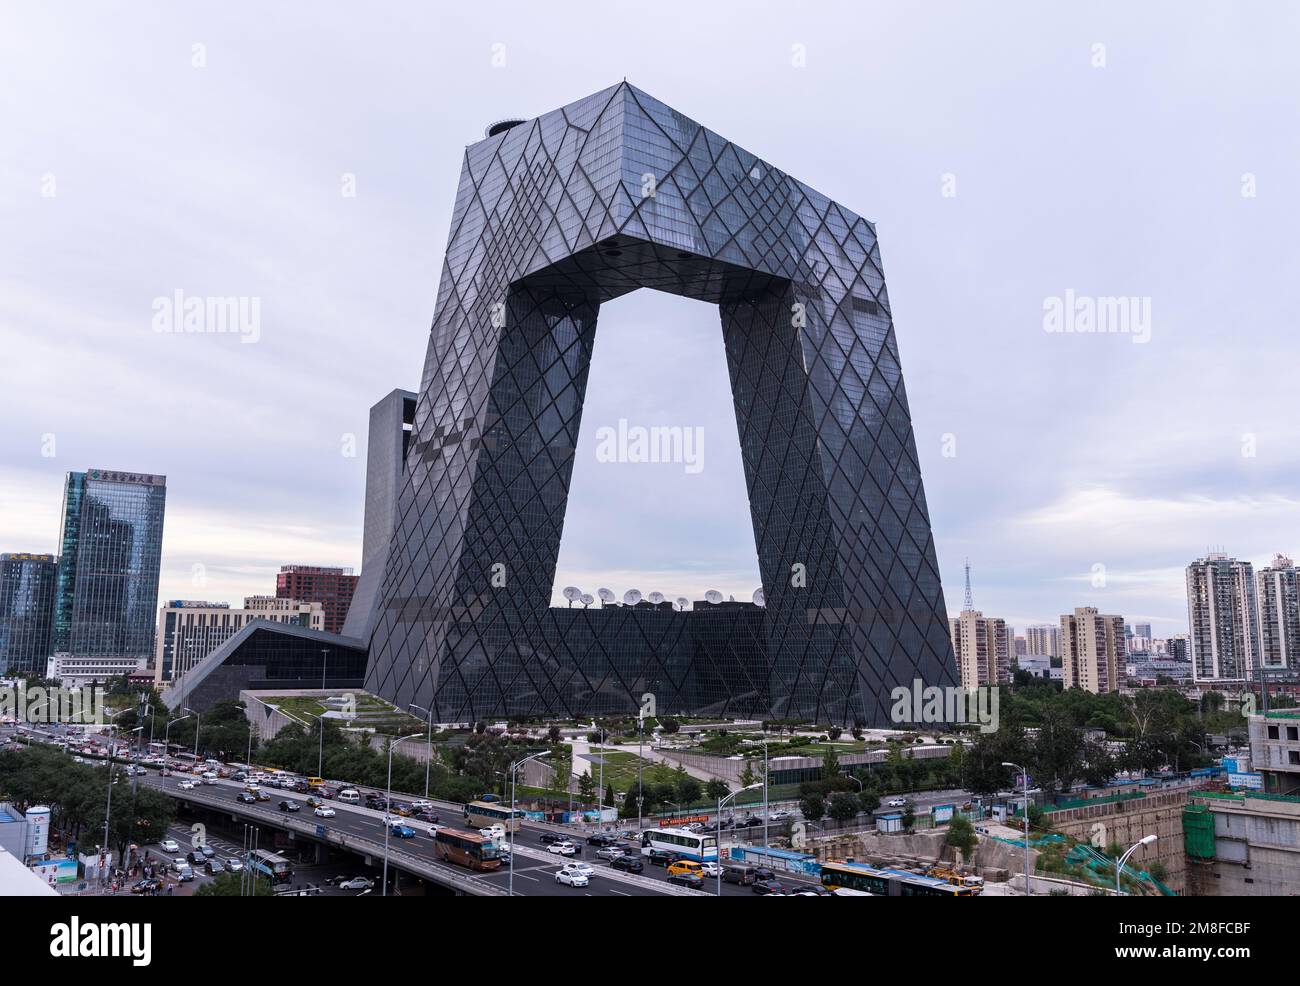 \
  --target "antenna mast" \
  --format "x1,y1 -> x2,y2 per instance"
963,558 -> 974,610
